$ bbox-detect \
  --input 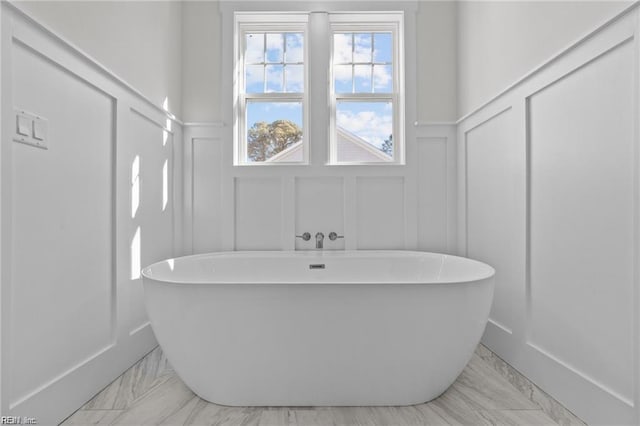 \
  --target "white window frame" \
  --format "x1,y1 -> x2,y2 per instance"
234,13 -> 309,166
329,13 -> 405,165
230,6 -> 410,167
